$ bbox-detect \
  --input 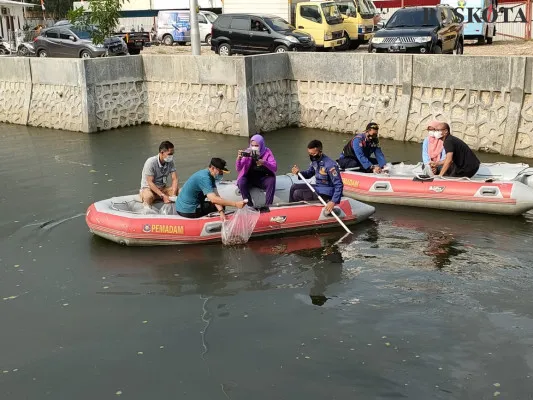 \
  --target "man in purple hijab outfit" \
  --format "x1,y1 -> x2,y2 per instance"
236,134 -> 277,206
